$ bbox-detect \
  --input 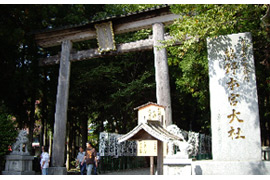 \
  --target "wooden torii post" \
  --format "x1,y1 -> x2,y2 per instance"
34,5 -> 179,175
